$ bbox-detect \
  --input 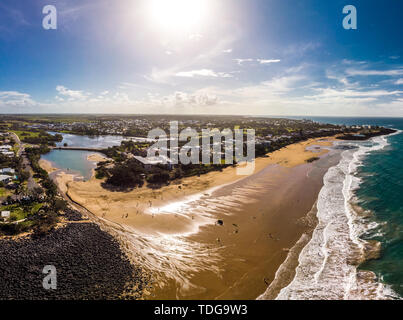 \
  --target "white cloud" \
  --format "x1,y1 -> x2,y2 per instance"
175,69 -> 232,78
257,59 -> 281,64
261,75 -> 305,93
395,78 -> 403,85
306,88 -> 402,99
346,68 -> 403,76
56,85 -> 89,100
149,90 -> 219,108
234,58 -> 281,66
188,34 -> 203,41
0,91 -> 36,108
222,49 -> 232,53
234,58 -> 254,65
